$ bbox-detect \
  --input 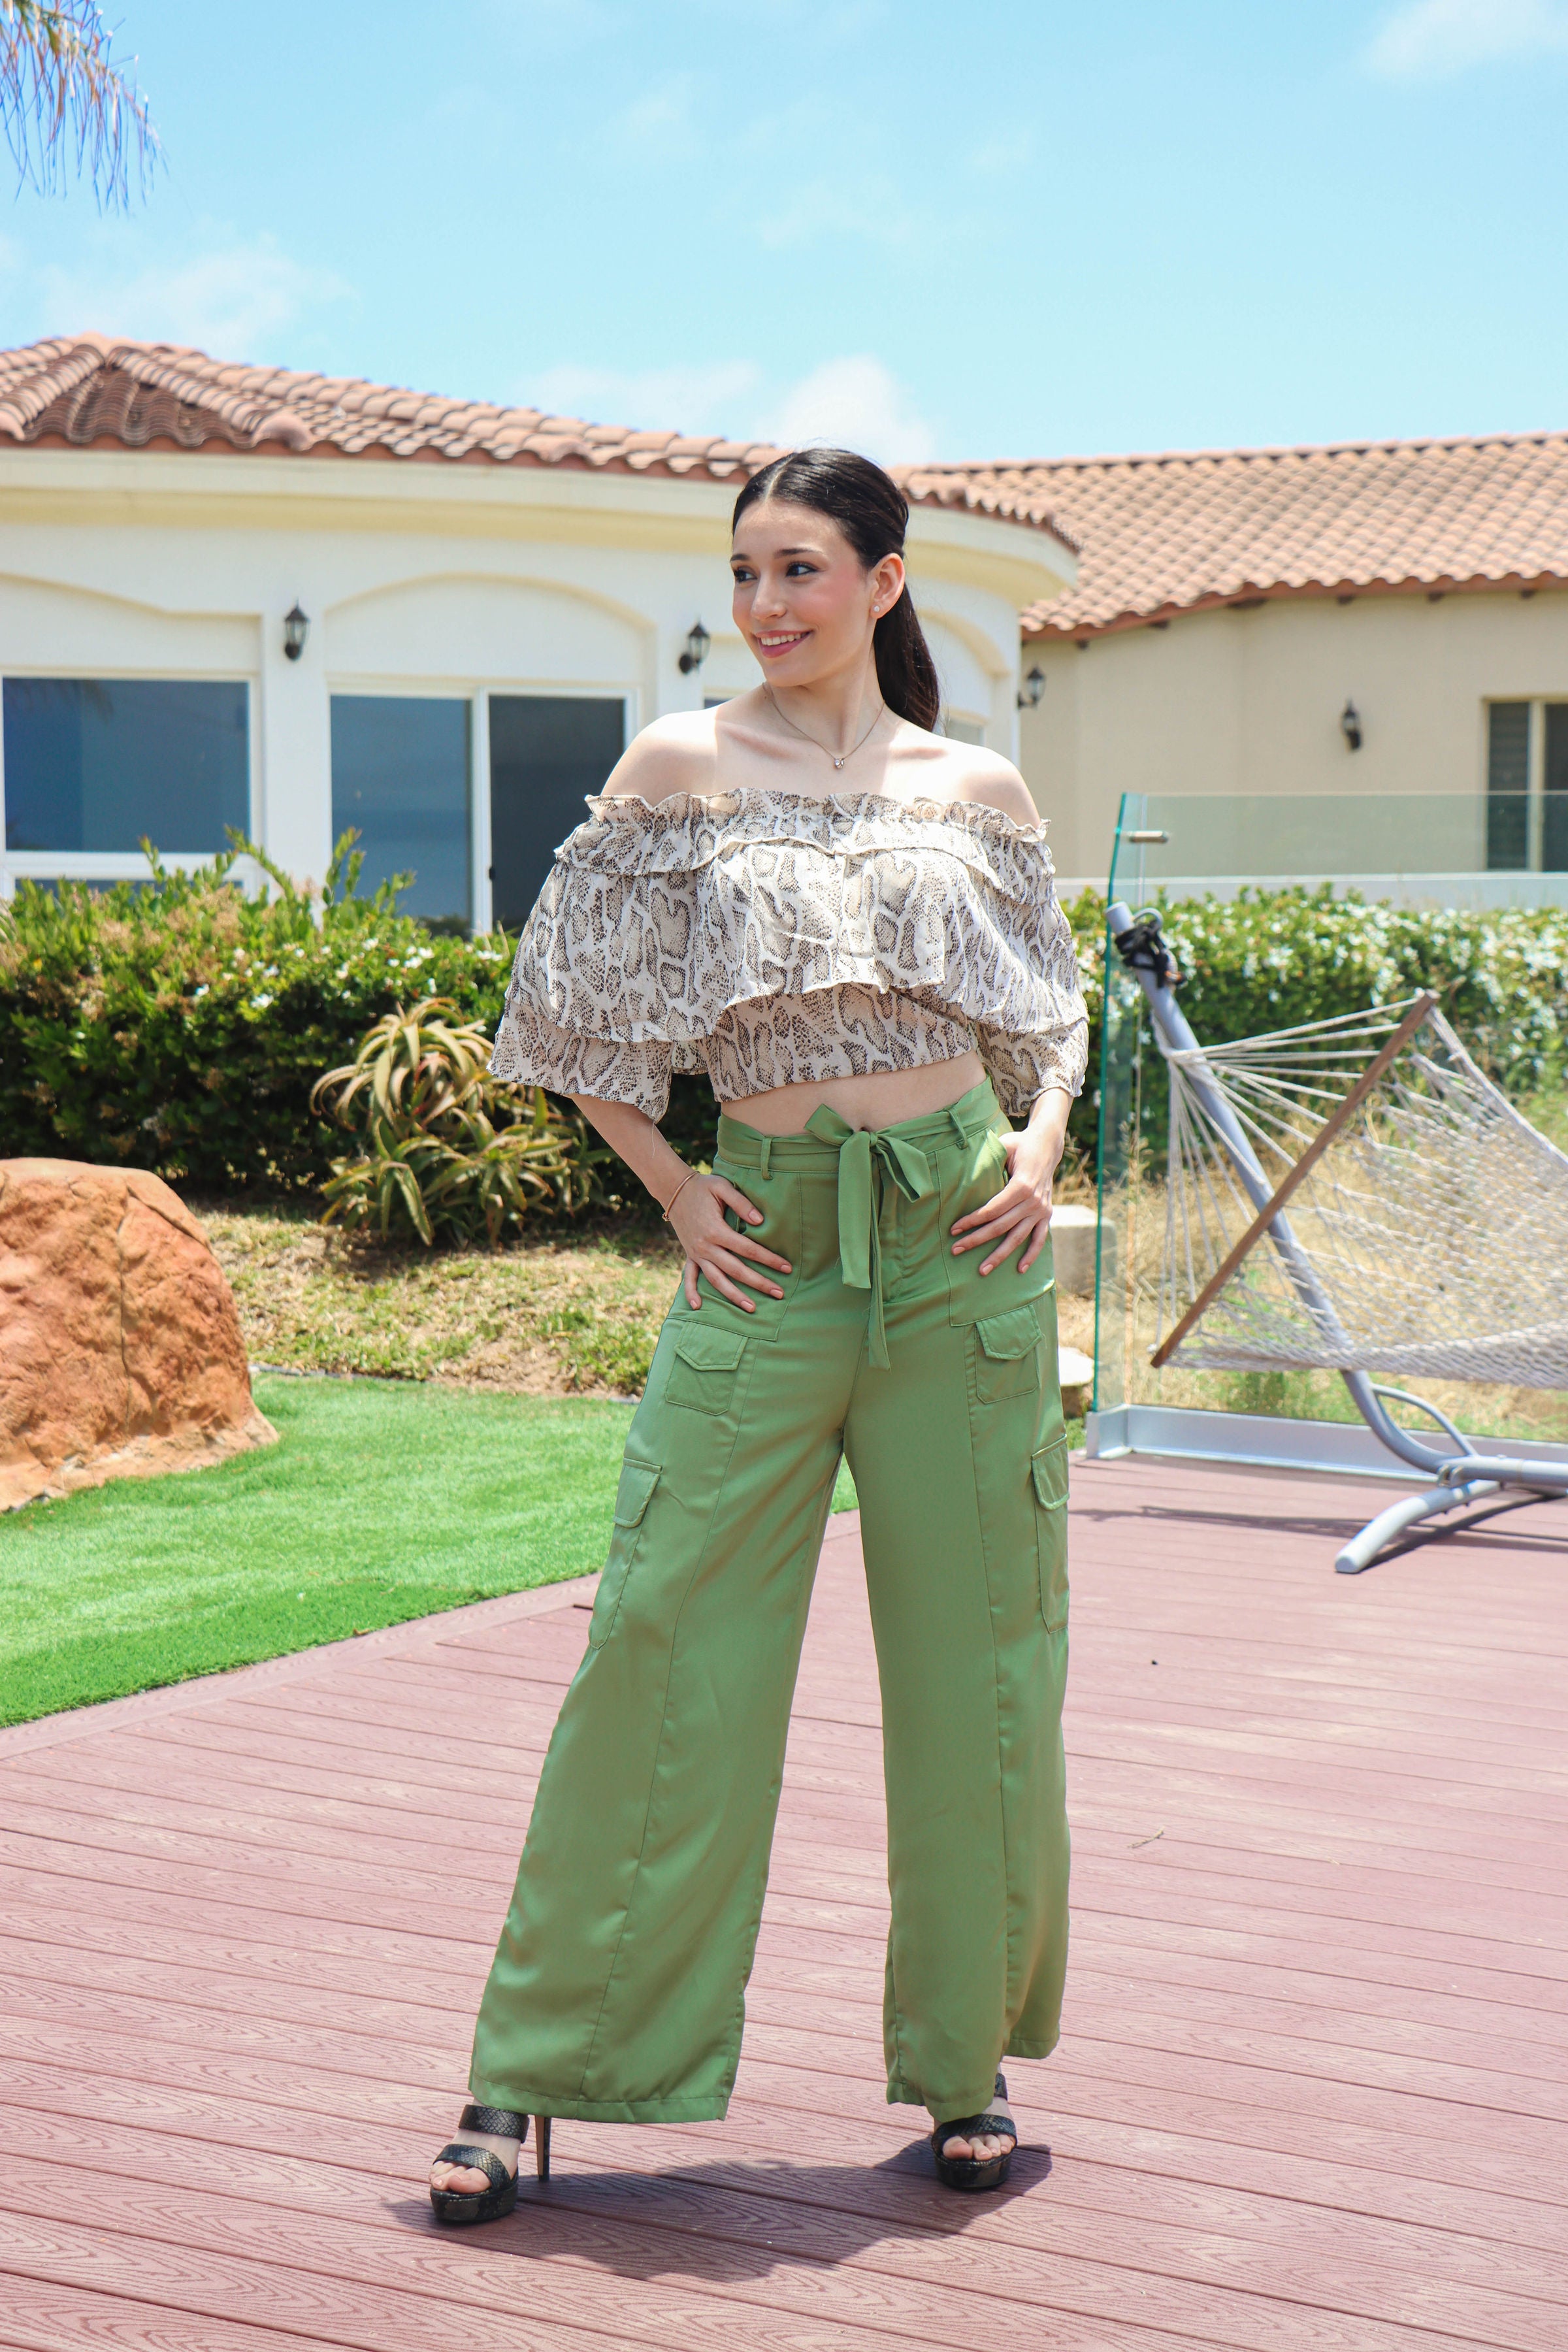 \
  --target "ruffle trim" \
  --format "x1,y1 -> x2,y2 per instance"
562,789 -> 1054,906
489,990 -> 1087,1119
511,827 -> 1077,1049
